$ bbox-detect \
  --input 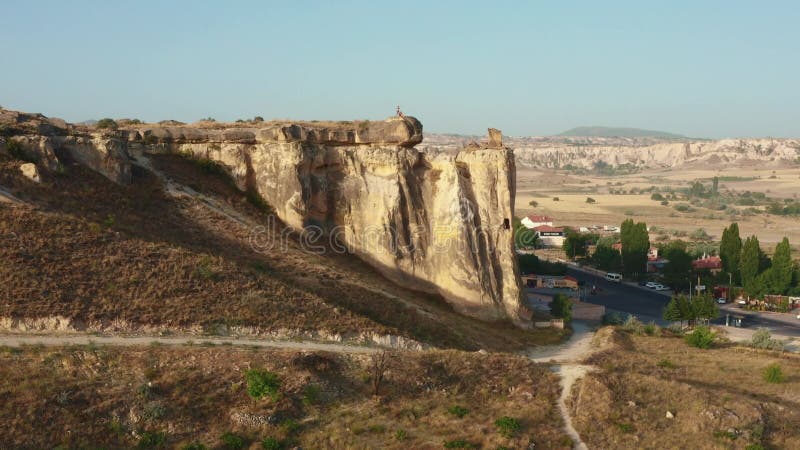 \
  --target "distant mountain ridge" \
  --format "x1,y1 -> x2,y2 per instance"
558,126 -> 687,139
